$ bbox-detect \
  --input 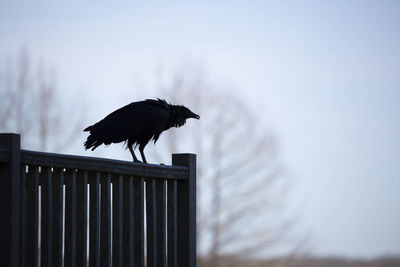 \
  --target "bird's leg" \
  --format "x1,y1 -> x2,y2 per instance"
139,145 -> 147,164
128,145 -> 140,162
